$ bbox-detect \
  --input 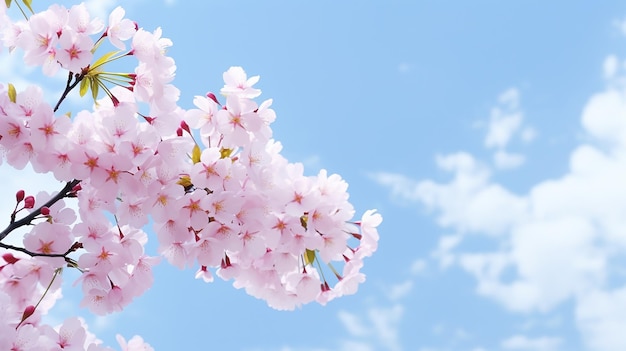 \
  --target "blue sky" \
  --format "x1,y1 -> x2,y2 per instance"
4,0 -> 626,350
